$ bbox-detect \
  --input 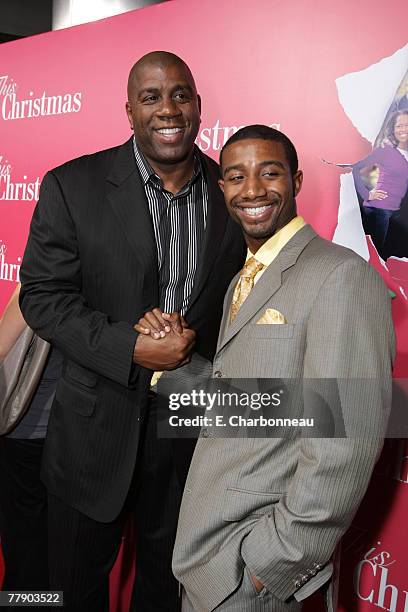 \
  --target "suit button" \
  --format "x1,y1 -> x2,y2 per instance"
214,371 -> 223,378
201,429 -> 209,438
294,580 -> 302,588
